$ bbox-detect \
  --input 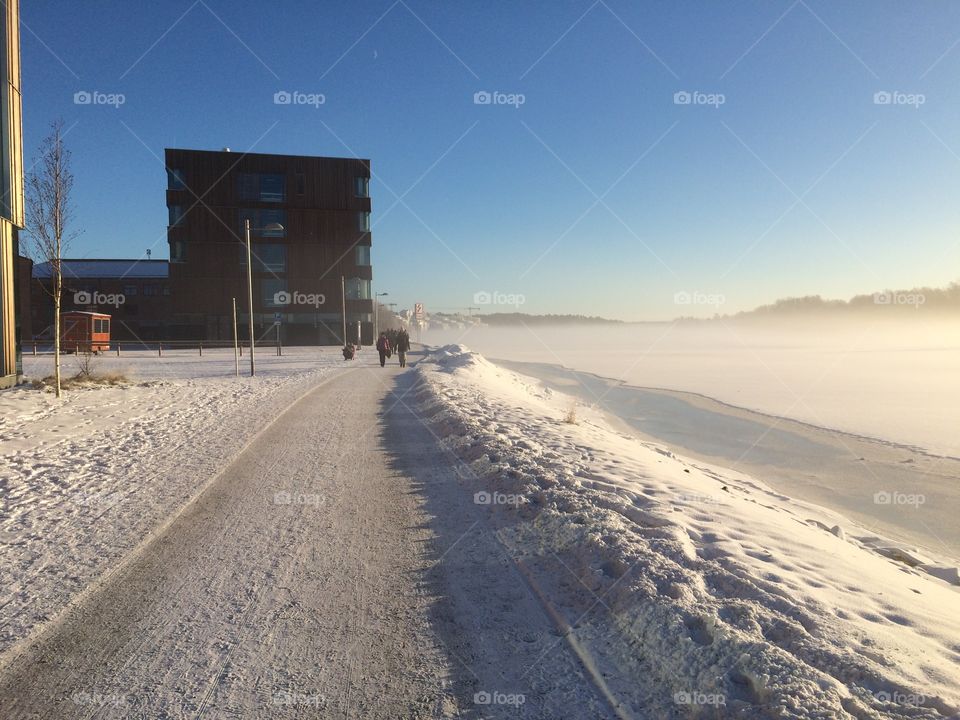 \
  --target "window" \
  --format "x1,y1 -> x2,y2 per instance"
357,212 -> 370,232
238,173 -> 258,200
260,174 -> 285,202
239,209 -> 286,237
296,173 -> 305,195
170,239 -> 186,263
162,286 -> 171,296
345,277 -> 371,300
123,285 -> 138,297
355,245 -> 371,266
167,169 -> 185,190
93,319 -> 109,334
260,209 -> 285,236
354,176 -> 370,198
168,205 -> 184,227
261,279 -> 287,307
143,284 -> 160,297
241,243 -> 287,273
